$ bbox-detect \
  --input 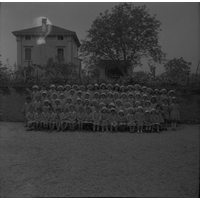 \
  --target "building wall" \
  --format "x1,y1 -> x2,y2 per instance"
16,35 -> 79,68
